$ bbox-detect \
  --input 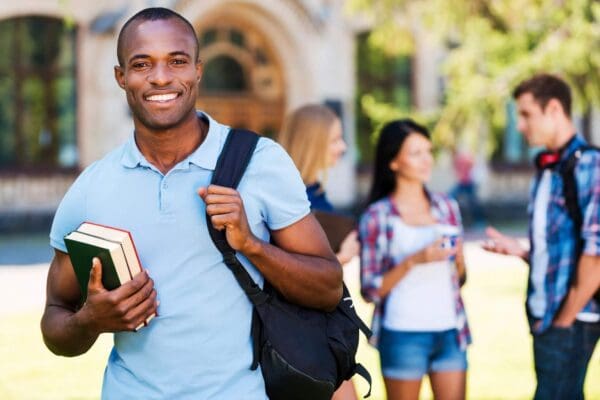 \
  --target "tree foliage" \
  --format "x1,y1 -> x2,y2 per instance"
349,0 -> 600,154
